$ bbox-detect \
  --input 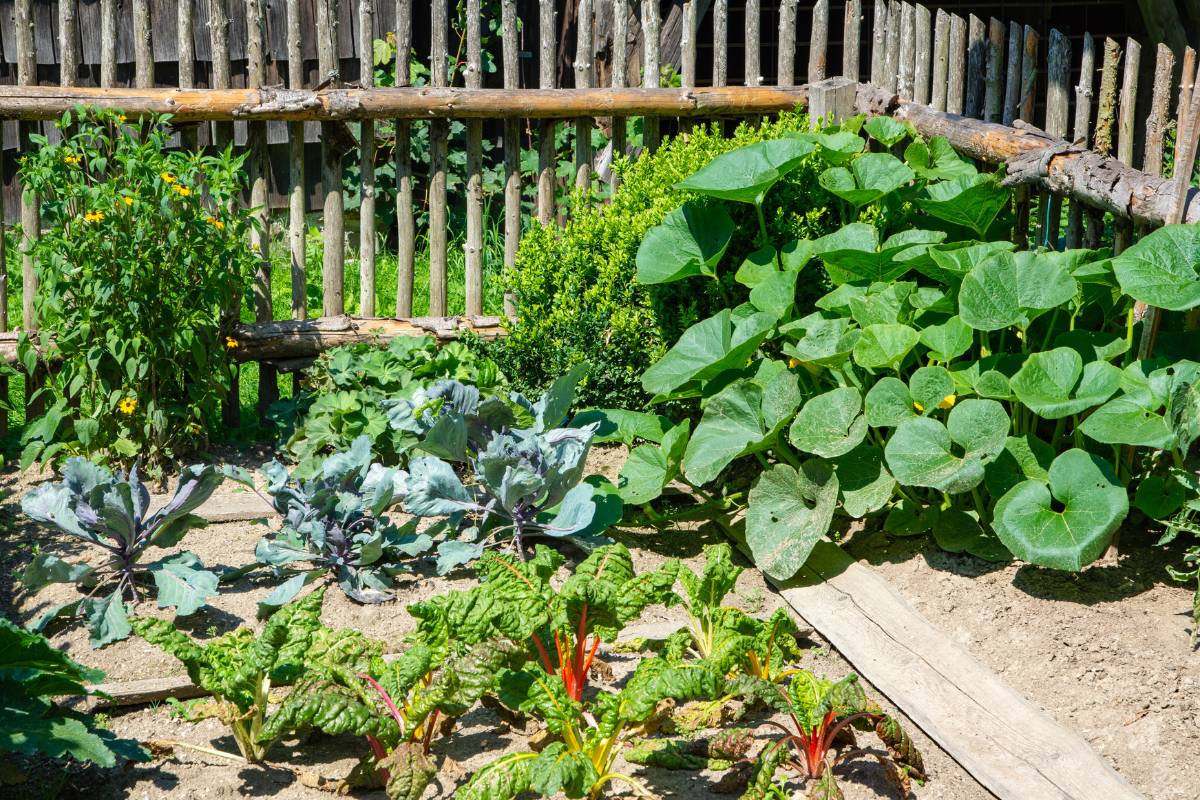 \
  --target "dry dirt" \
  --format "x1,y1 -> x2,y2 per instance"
1,447 -> 1196,800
